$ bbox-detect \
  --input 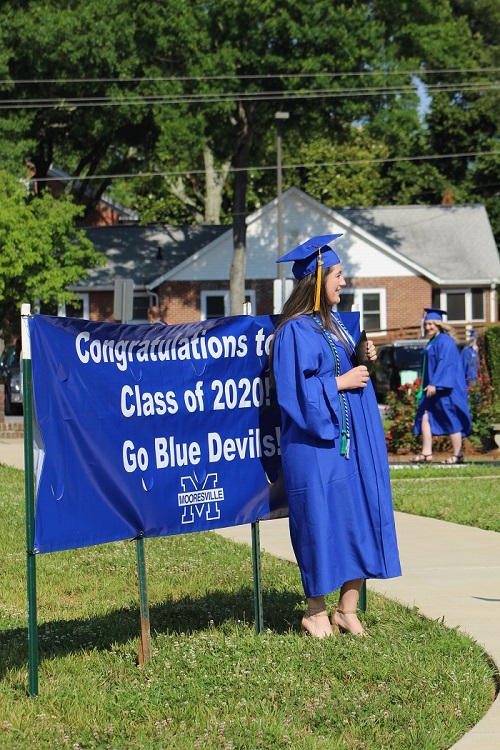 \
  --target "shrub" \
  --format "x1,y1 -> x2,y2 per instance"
467,377 -> 500,448
485,326 -> 500,393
